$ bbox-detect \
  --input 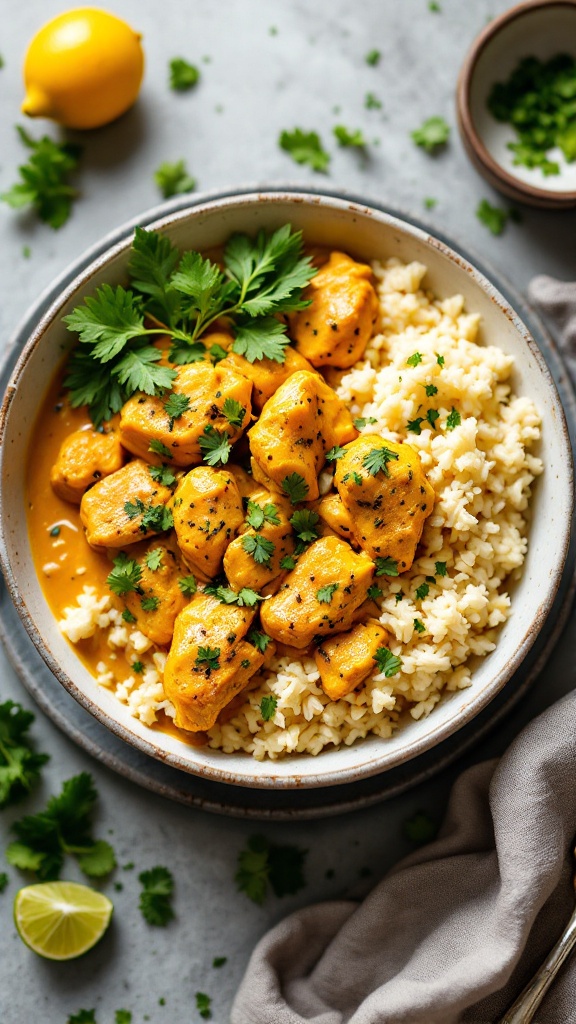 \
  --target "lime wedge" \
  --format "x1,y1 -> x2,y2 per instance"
14,881 -> 113,960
